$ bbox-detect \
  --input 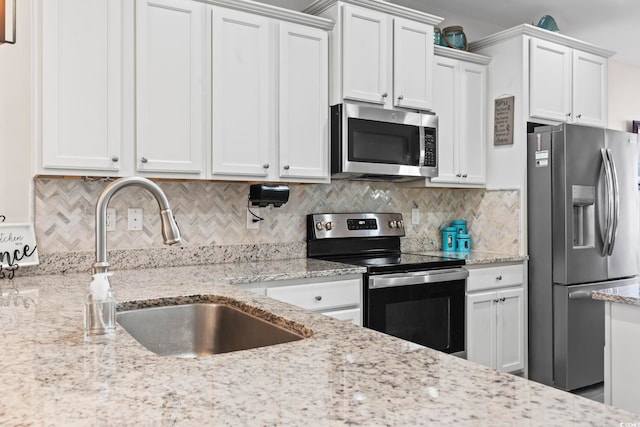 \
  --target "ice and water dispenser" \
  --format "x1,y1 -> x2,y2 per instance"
572,185 -> 595,248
